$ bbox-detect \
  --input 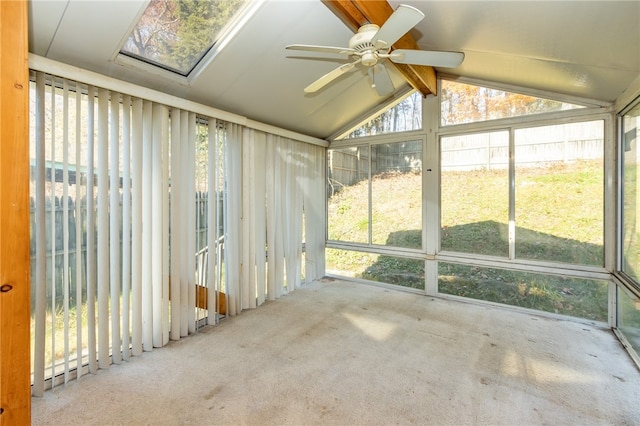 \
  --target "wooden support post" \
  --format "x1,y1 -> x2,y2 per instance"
0,0 -> 31,423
